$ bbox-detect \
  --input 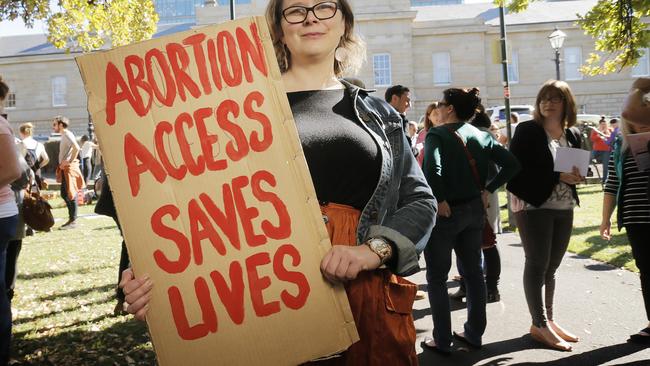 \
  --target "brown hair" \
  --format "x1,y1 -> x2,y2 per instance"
423,102 -> 439,130
19,122 -> 34,136
54,115 -> 70,128
442,87 -> 481,121
532,80 -> 577,128
265,0 -> 366,76
0,76 -> 8,101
